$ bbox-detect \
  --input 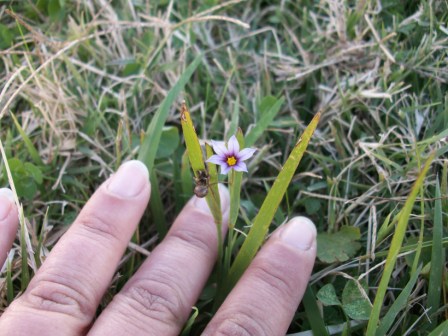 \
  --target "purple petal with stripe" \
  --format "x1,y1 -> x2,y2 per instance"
211,140 -> 228,156
227,135 -> 239,154
206,154 -> 226,165
232,162 -> 248,172
220,164 -> 232,175
237,148 -> 256,161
